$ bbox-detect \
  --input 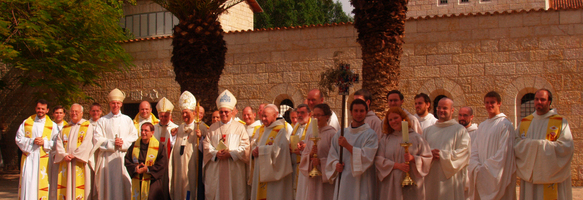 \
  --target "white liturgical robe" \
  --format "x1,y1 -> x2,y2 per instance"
15,115 -> 59,200
467,123 -> 478,144
54,119 -> 95,200
246,120 -> 262,137
364,111 -> 383,137
93,112 -> 138,200
296,125 -> 336,200
329,111 -> 341,132
468,113 -> 516,200
325,123 -> 378,200
375,130 -> 432,200
250,119 -> 293,200
154,122 -> 179,155
169,121 -> 200,200
514,109 -> 573,200
415,113 -> 437,131
423,119 -> 471,200
203,119 -> 250,200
